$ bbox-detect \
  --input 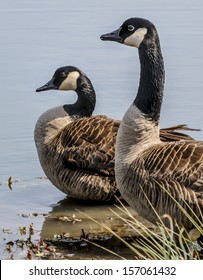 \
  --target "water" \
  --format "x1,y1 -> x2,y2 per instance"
0,0 -> 203,259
